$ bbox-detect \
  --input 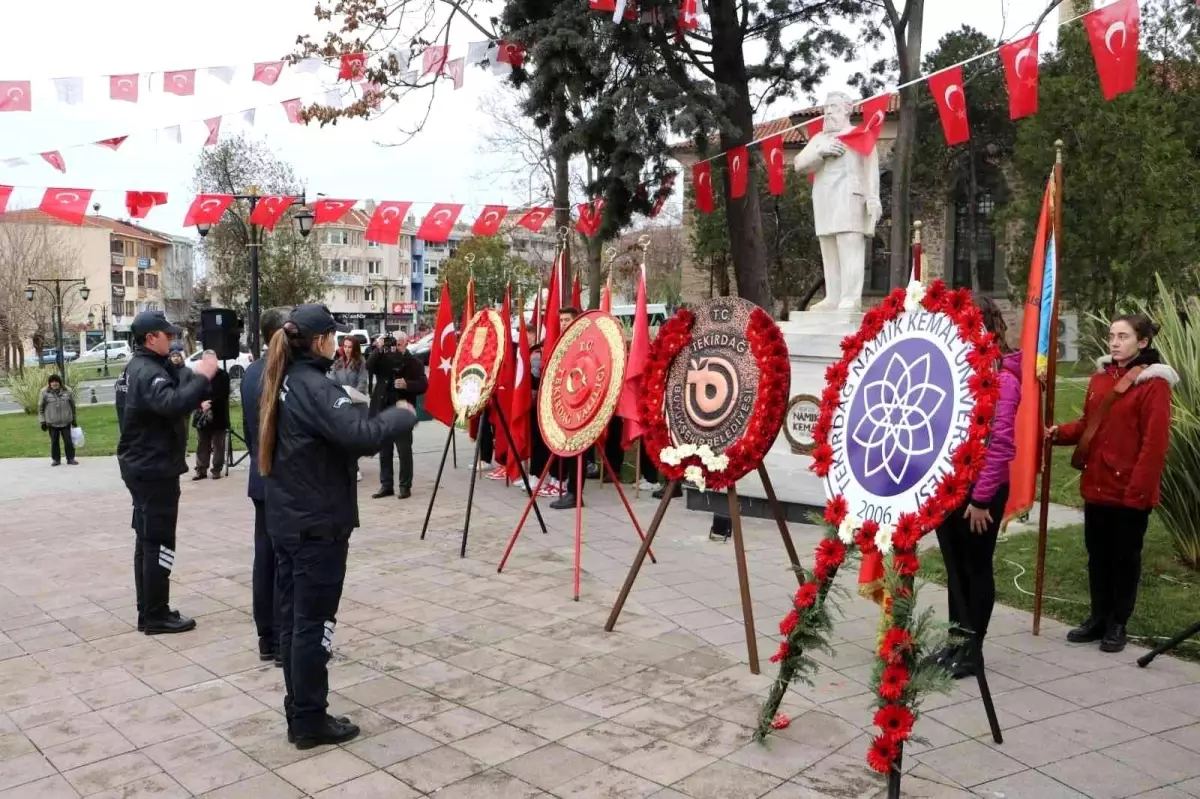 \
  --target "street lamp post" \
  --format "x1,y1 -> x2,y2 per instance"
86,303 -> 111,377
370,276 -> 401,335
194,188 -> 314,355
25,278 -> 90,384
